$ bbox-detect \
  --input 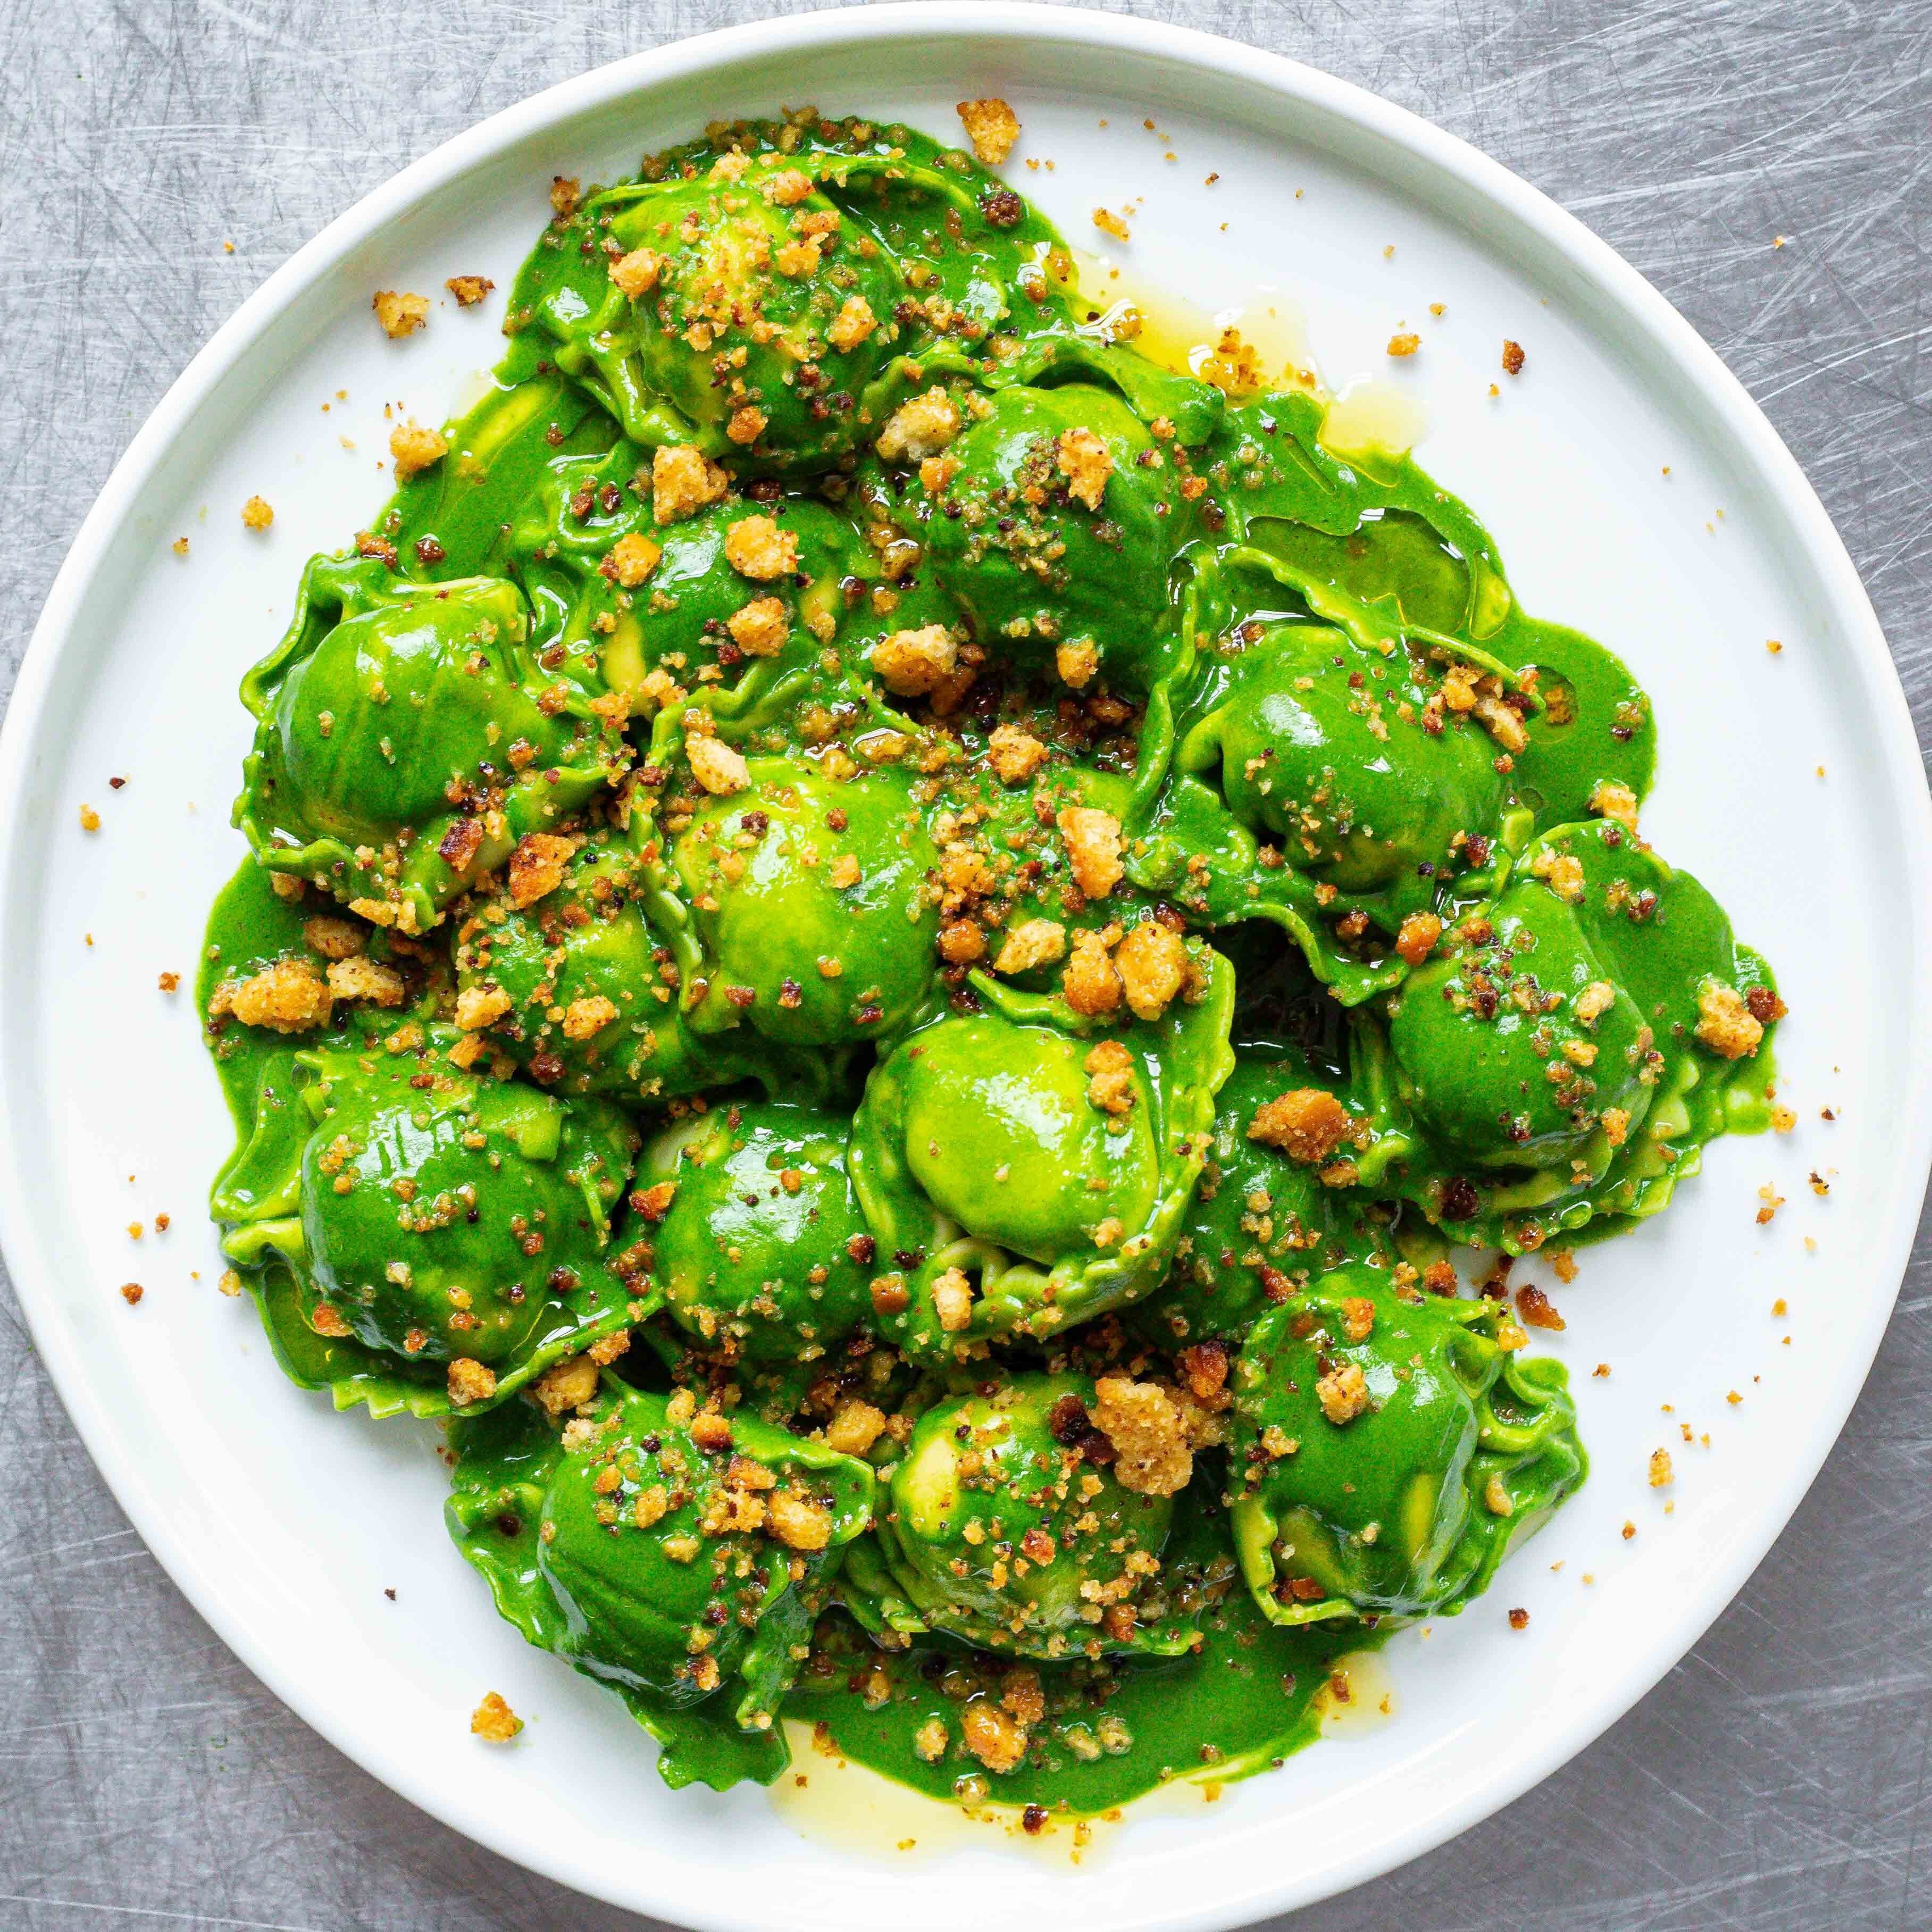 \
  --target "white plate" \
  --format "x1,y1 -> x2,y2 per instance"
4,6 -> 1928,1928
